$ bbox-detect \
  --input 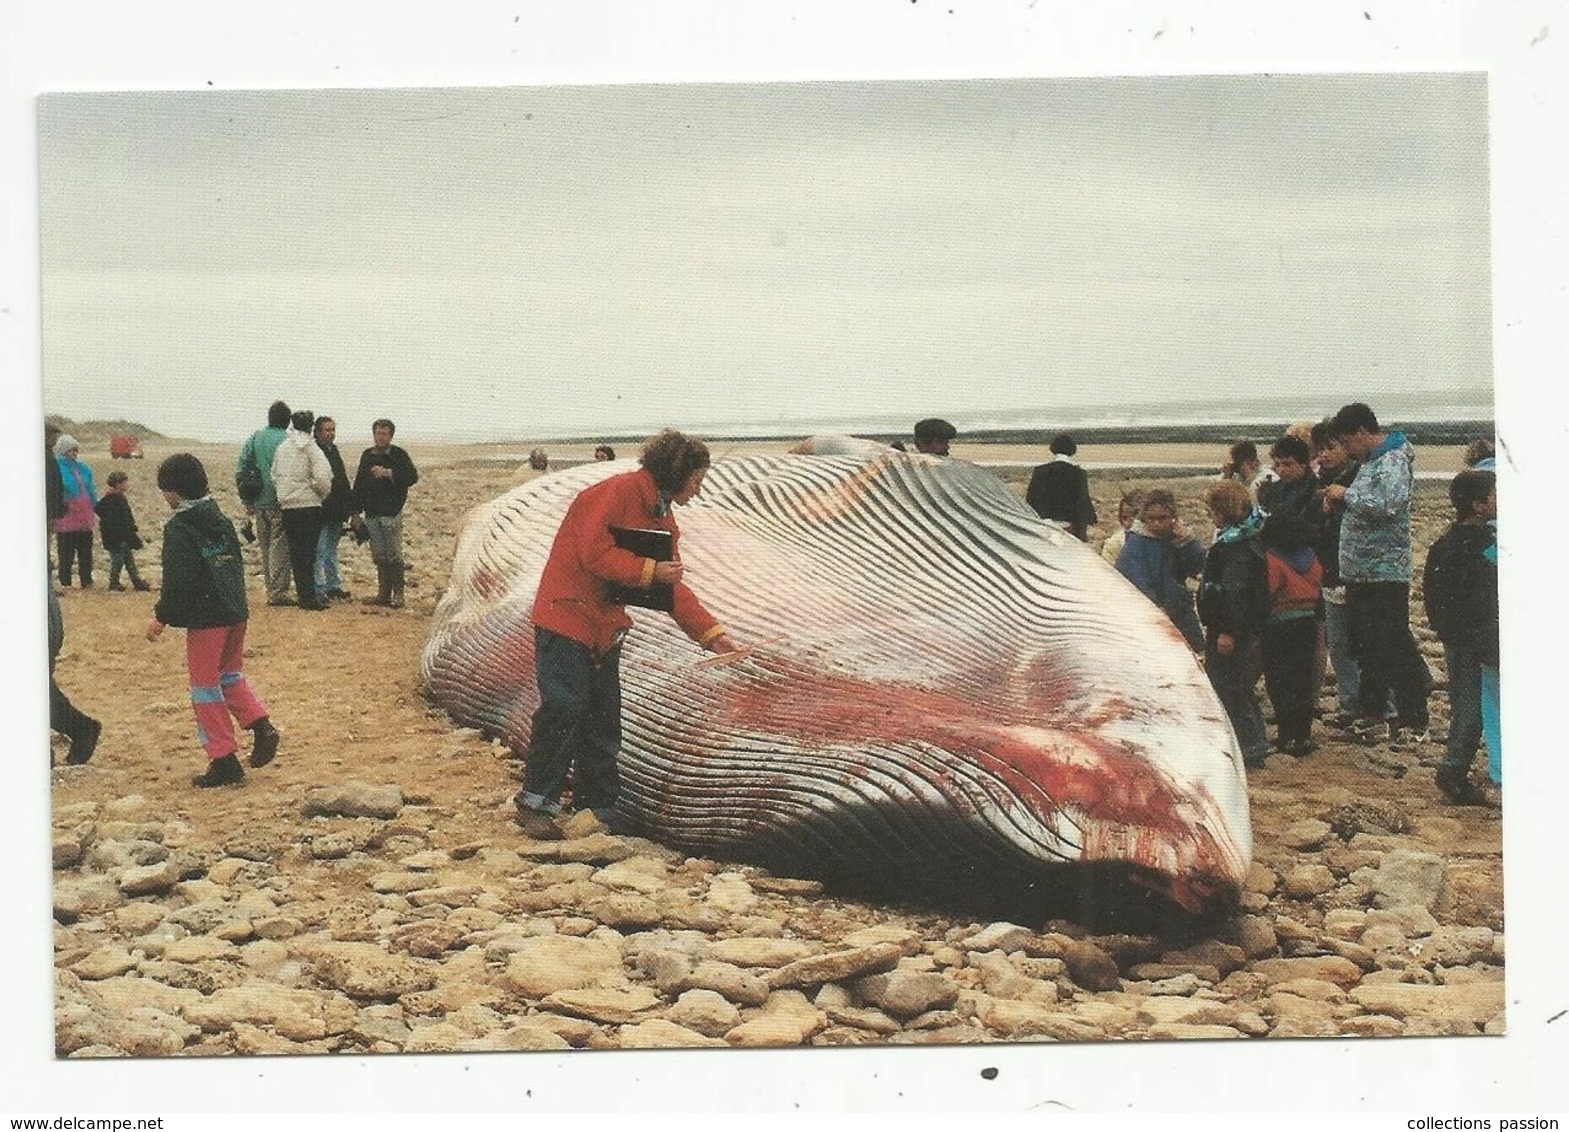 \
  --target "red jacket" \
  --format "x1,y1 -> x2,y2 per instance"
532,467 -> 724,656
